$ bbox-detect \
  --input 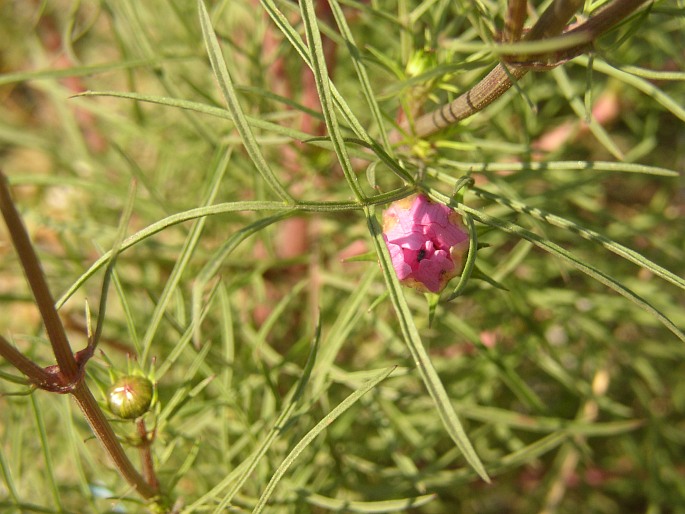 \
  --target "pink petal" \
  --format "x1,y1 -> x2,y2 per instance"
386,240 -> 412,279
429,205 -> 452,228
382,194 -> 468,293
415,250 -> 454,292
402,247 -> 420,271
410,195 -> 431,224
413,196 -> 451,228
387,231 -> 425,250
386,203 -> 416,234
426,222 -> 468,248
